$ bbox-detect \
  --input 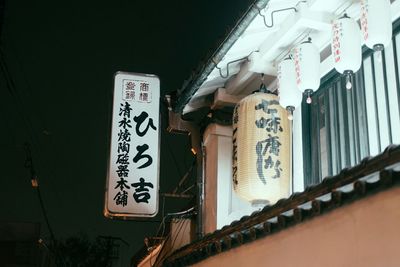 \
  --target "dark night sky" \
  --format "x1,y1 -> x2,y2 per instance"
0,0 -> 252,264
